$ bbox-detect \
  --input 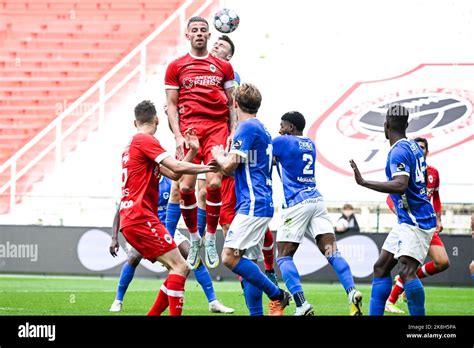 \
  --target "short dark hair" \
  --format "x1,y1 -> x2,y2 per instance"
281,111 -> 306,131
218,35 -> 235,56
414,137 -> 429,152
134,100 -> 156,124
235,83 -> 262,114
386,104 -> 409,133
187,16 -> 208,28
343,203 -> 354,210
